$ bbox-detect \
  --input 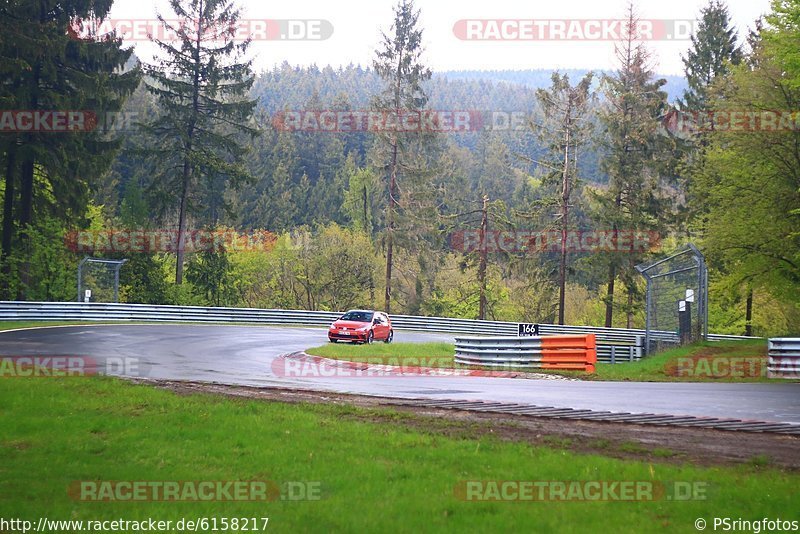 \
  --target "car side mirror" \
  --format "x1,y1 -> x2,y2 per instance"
373,318 -> 380,324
